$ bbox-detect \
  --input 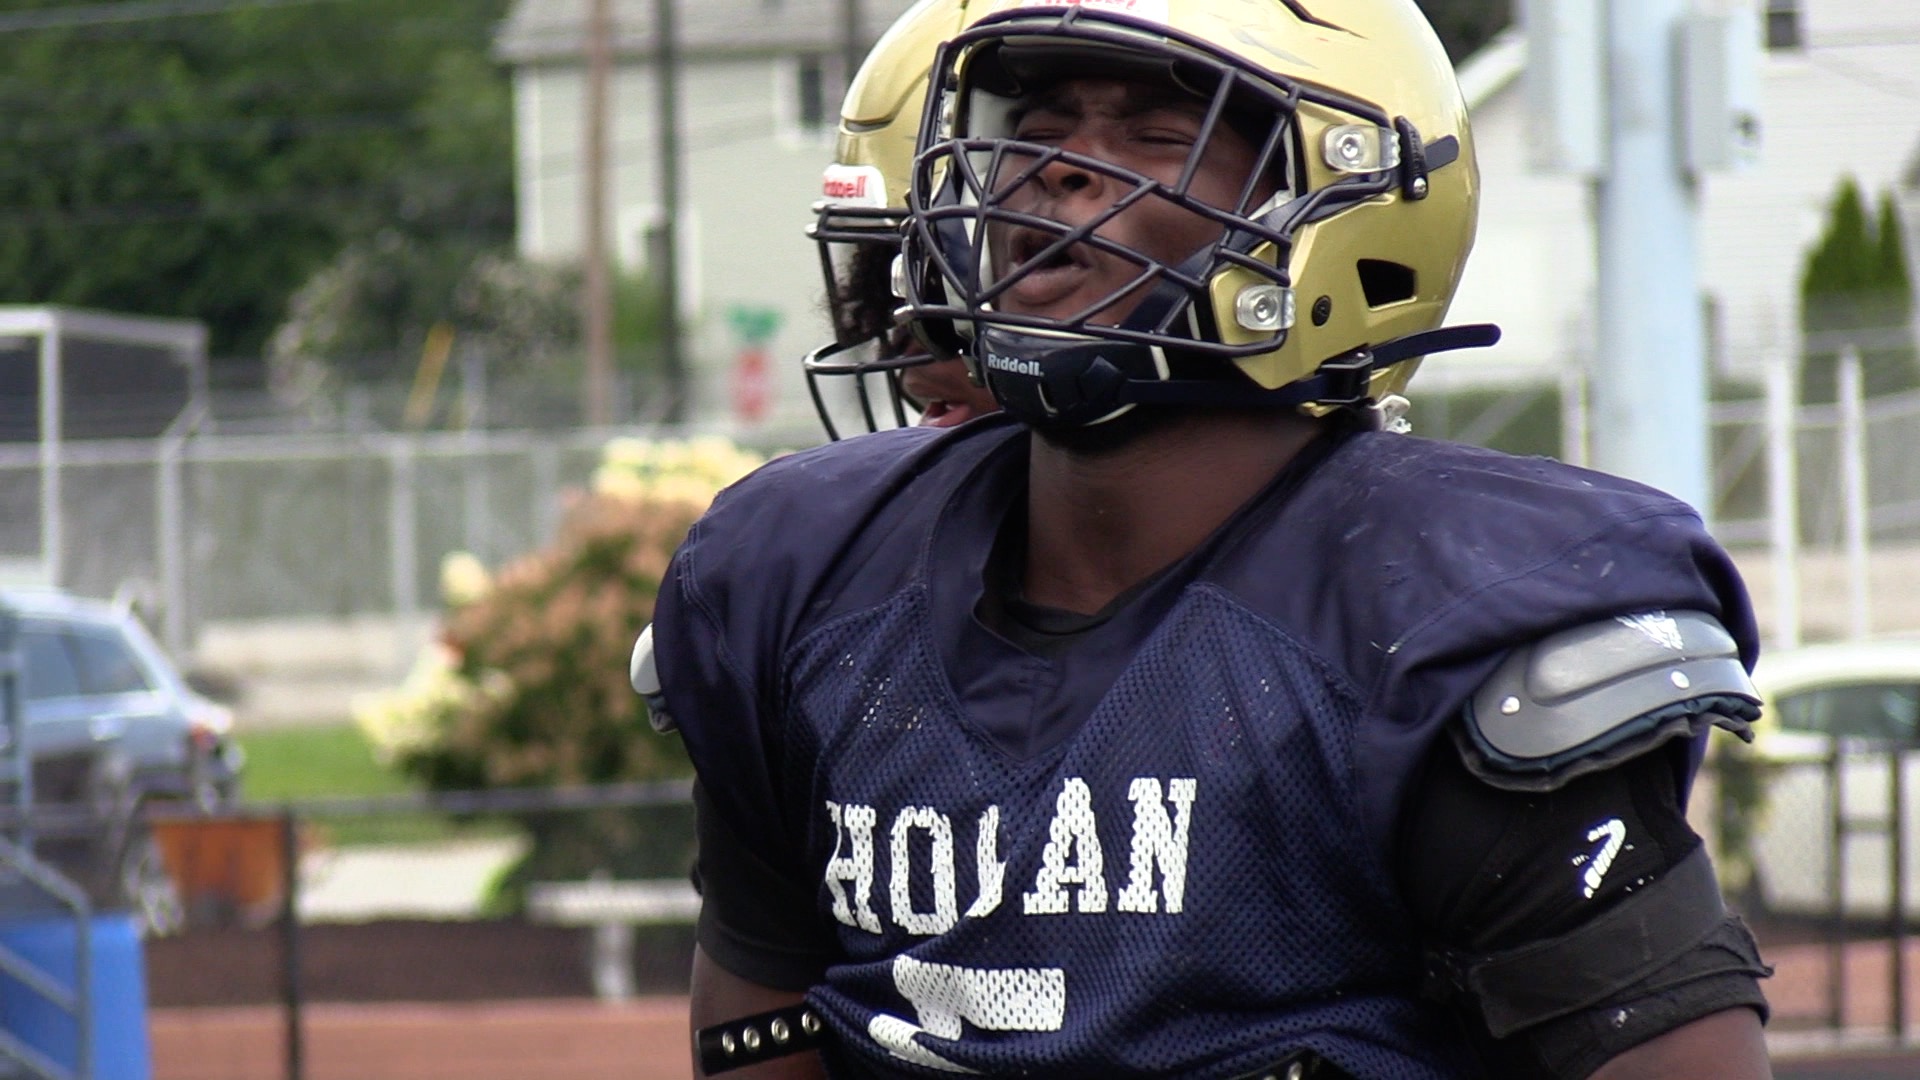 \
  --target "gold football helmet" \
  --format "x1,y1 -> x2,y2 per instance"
803,0 -> 973,439
899,0 -> 1497,428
